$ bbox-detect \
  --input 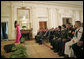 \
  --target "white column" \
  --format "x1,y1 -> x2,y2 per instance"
75,10 -> 80,21
57,8 -> 62,26
32,7 -> 39,38
47,8 -> 51,29
8,2 -> 13,40
79,10 -> 83,23
11,4 -> 17,40
52,8 -> 57,28
47,8 -> 52,29
49,8 -> 54,28
48,8 -> 58,28
72,10 -> 76,25
81,11 -> 83,23
55,8 -> 59,27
